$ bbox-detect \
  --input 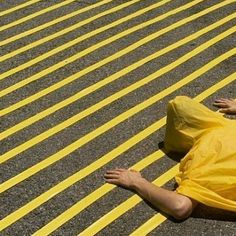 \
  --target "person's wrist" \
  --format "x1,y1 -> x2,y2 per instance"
130,177 -> 146,191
